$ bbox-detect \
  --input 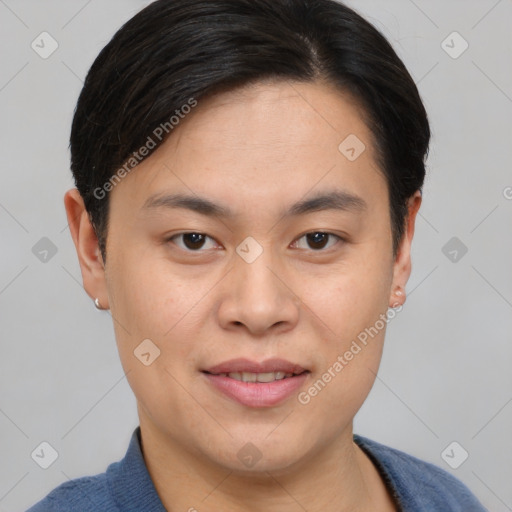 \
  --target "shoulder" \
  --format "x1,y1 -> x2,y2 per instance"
354,434 -> 488,512
25,471 -> 116,512
25,427 -> 165,512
